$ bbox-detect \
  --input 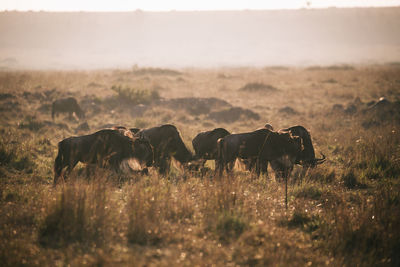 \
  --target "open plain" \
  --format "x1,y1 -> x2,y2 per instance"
1,64 -> 400,266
